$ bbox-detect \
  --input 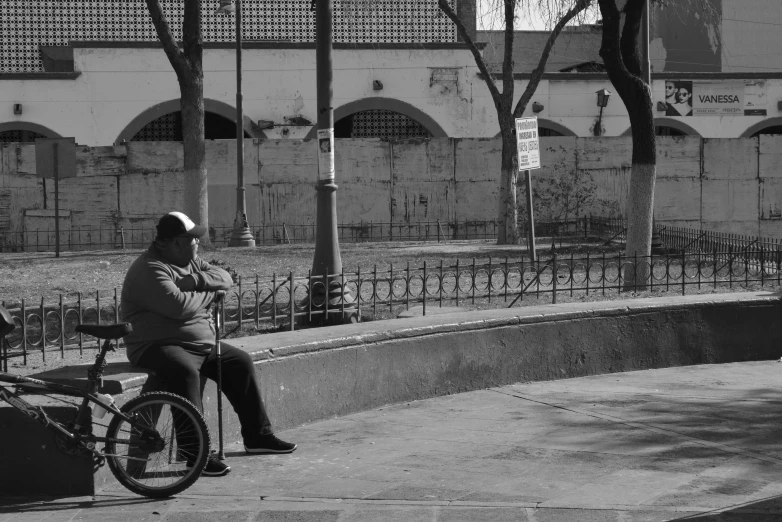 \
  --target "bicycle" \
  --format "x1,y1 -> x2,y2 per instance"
0,304 -> 210,498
